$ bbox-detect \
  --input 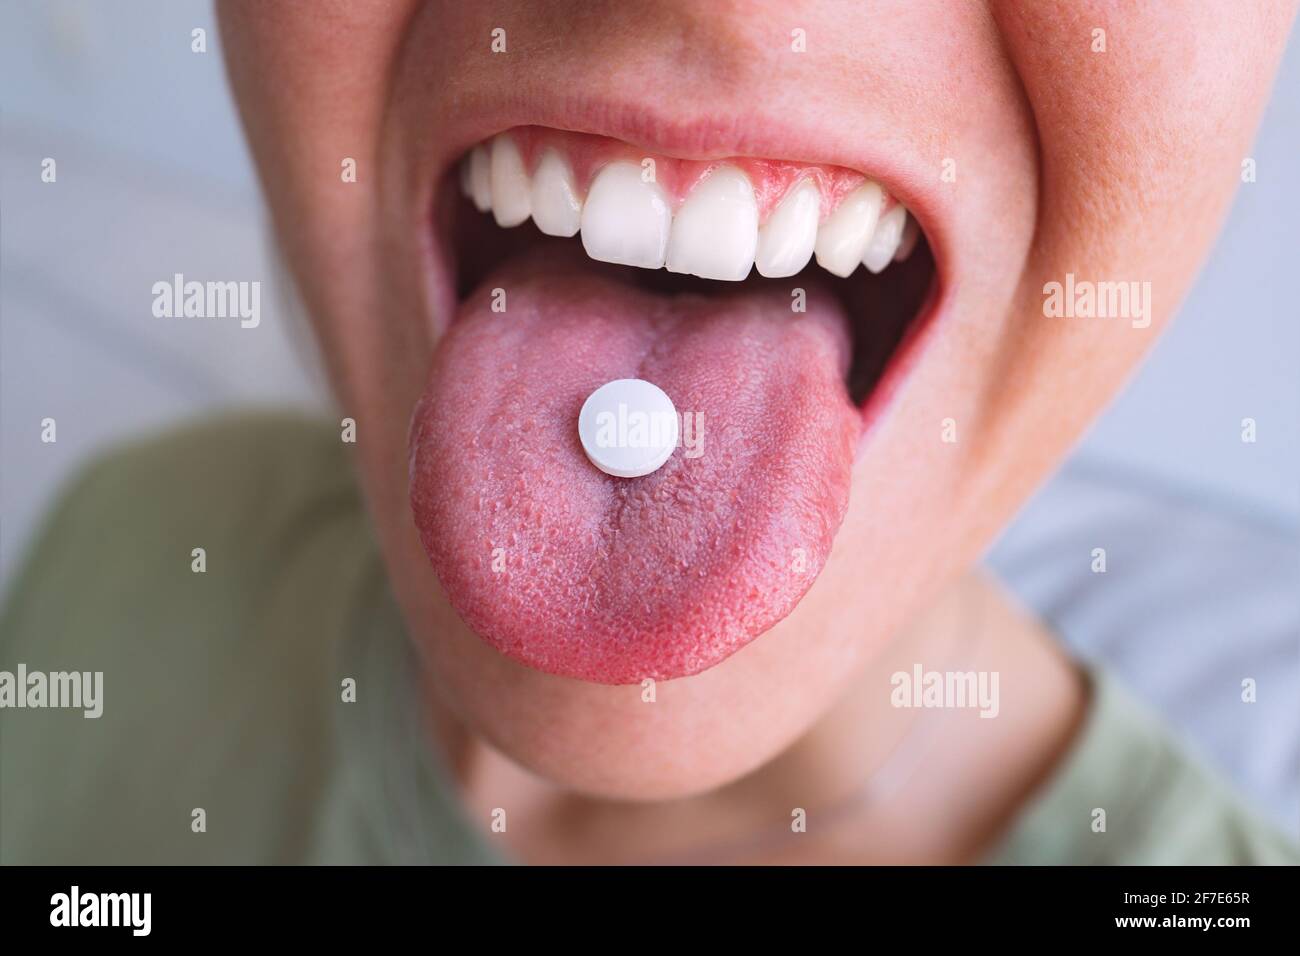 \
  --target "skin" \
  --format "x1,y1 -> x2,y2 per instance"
218,1 -> 1296,862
